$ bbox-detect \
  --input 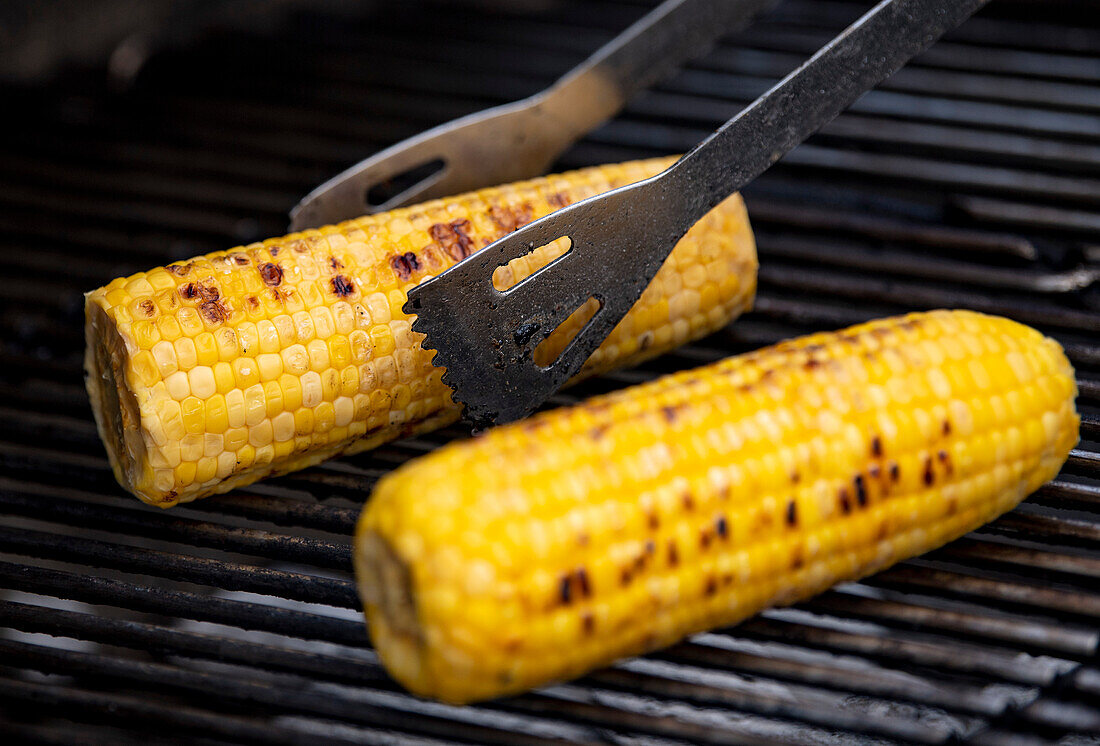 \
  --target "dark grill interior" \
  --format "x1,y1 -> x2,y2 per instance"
2,1 -> 1098,743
